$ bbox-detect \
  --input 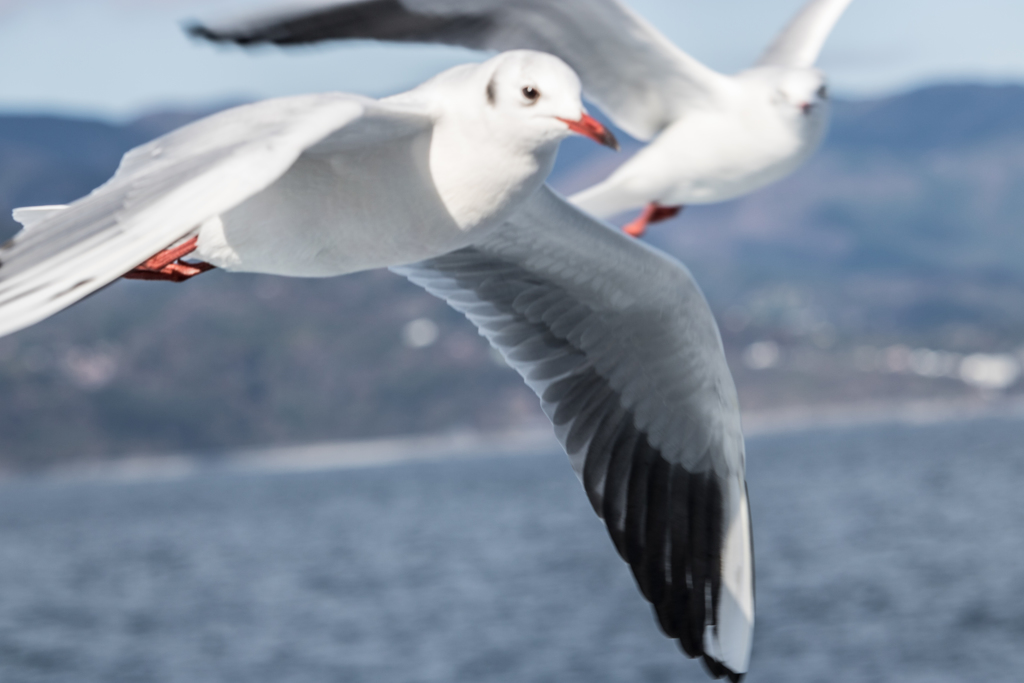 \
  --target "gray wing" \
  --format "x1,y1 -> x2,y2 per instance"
757,0 -> 854,68
189,0 -> 728,141
0,94 -> 429,339
393,186 -> 754,680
